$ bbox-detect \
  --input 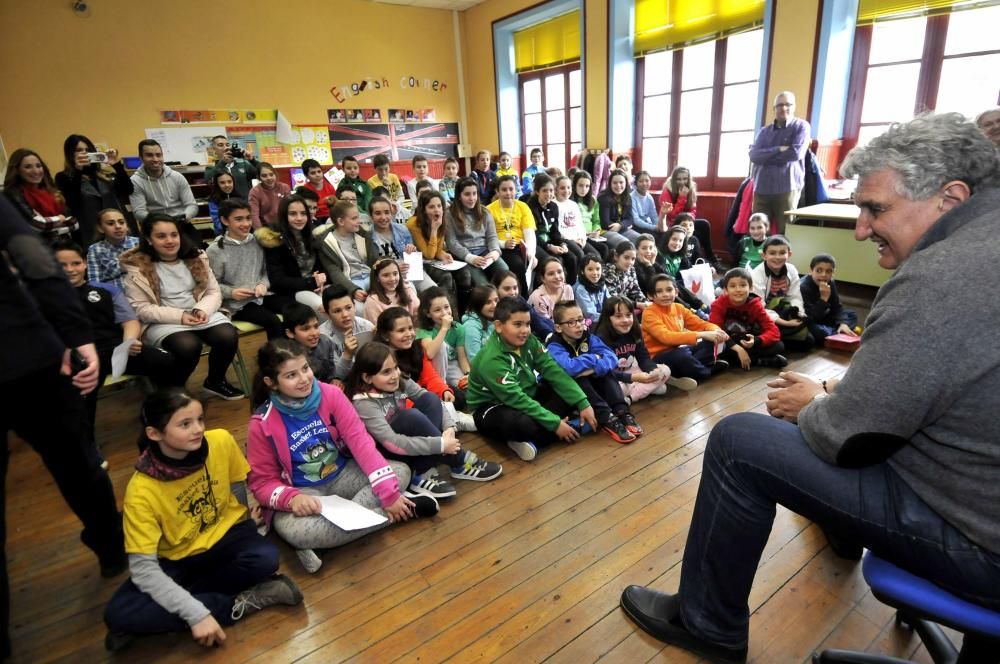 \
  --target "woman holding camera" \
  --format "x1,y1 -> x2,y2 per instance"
55,134 -> 134,245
